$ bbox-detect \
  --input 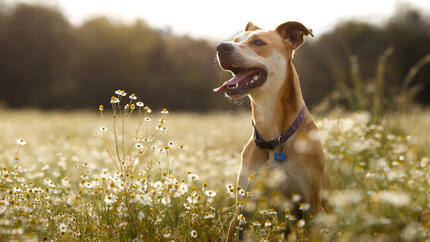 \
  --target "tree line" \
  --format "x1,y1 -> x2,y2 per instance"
0,3 -> 429,111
